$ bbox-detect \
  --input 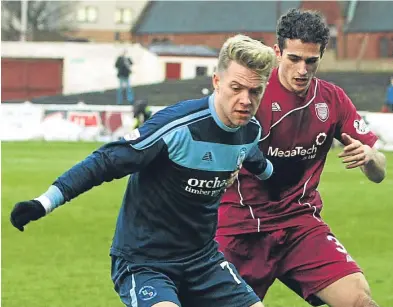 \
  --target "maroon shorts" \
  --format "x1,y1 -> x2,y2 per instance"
215,225 -> 362,306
